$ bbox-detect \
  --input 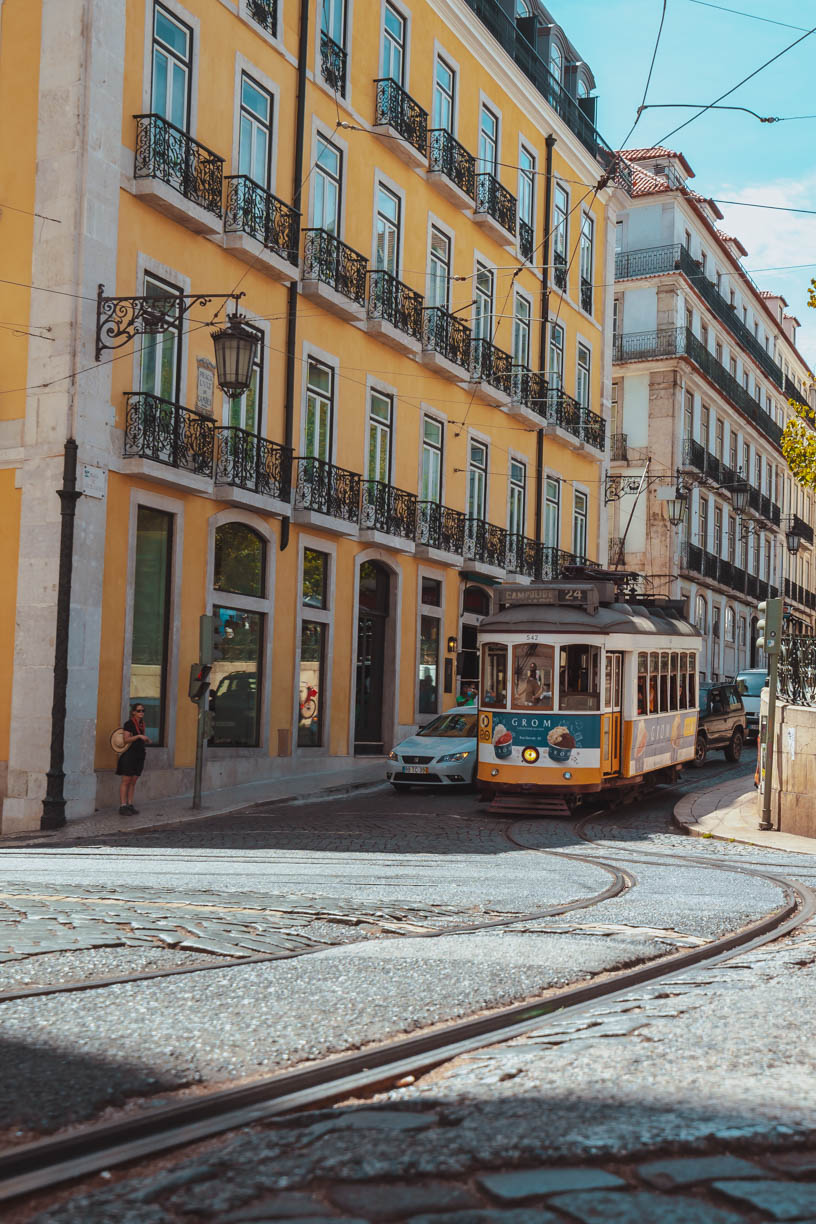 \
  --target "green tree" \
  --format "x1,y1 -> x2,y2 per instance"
780,279 -> 816,488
